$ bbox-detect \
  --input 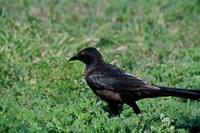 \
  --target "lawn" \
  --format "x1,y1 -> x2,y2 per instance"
0,0 -> 200,132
